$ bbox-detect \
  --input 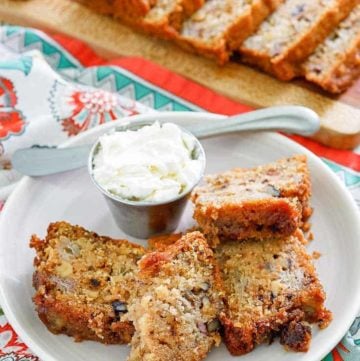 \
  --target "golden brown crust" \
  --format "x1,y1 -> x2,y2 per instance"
140,231 -> 225,298
310,40 -> 360,94
304,6 -> 360,93
146,230 -> 332,355
31,221 -> 145,344
74,0 -> 156,17
75,0 -> 359,92
127,232 -> 225,361
217,230 -> 332,355
80,0 -> 205,40
32,275 -> 135,343
240,0 -> 358,80
194,198 -> 301,246
177,0 -> 283,65
130,0 -> 205,39
191,155 -> 311,246
148,233 -> 183,251
318,40 -> 360,93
